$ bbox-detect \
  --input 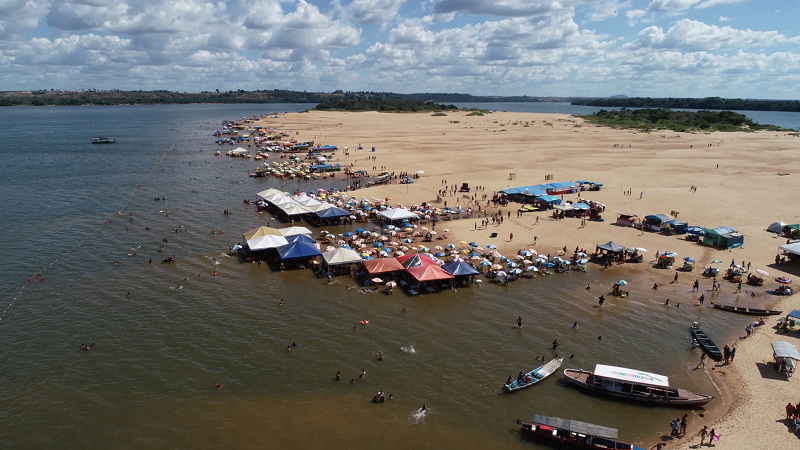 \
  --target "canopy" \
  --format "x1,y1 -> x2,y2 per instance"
315,207 -> 351,219
397,253 -> 437,269
767,221 -> 786,234
362,258 -> 404,274
772,341 -> 800,360
378,208 -> 418,221
256,188 -> 289,201
282,205 -> 312,216
686,226 -> 707,236
532,415 -> 617,440
304,202 -> 333,212
594,364 -> 669,388
536,195 -> 562,205
285,234 -> 316,244
780,242 -> 800,257
280,226 -> 313,237
322,247 -> 362,266
788,310 -> 800,321
277,240 -> 321,260
572,203 -> 590,210
243,226 -> 288,250
645,214 -> 671,223
441,261 -> 480,277
406,264 -> 455,282
597,241 -> 625,253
